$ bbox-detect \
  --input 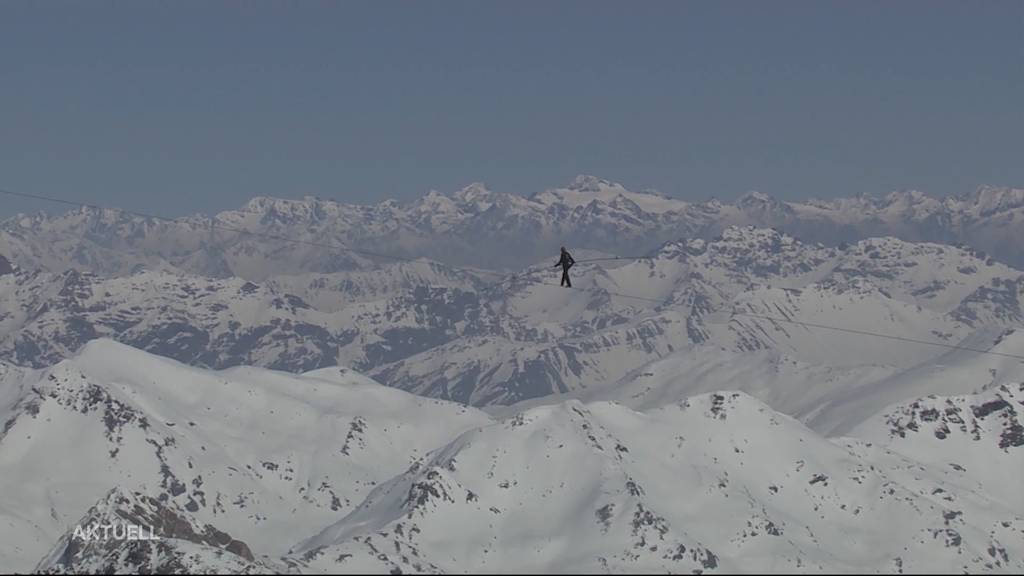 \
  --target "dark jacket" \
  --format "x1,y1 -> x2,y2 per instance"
555,250 -> 575,270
